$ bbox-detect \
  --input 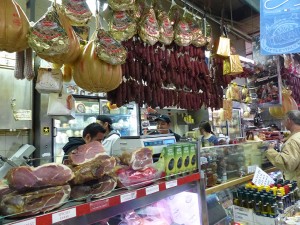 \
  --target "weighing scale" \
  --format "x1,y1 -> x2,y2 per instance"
111,134 -> 176,156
